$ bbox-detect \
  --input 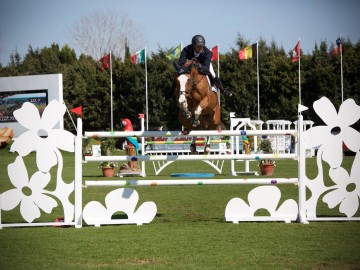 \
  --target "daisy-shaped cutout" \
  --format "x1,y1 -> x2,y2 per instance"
1,156 -> 58,223
323,153 -> 360,218
225,186 -> 298,222
10,100 -> 75,172
305,97 -> 360,168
